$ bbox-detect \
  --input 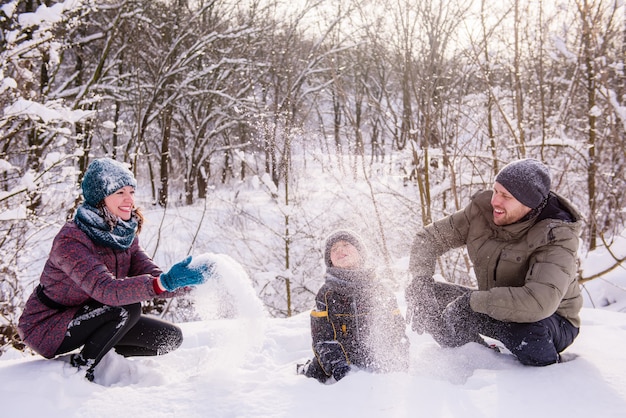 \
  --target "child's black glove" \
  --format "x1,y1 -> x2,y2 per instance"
332,364 -> 351,382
